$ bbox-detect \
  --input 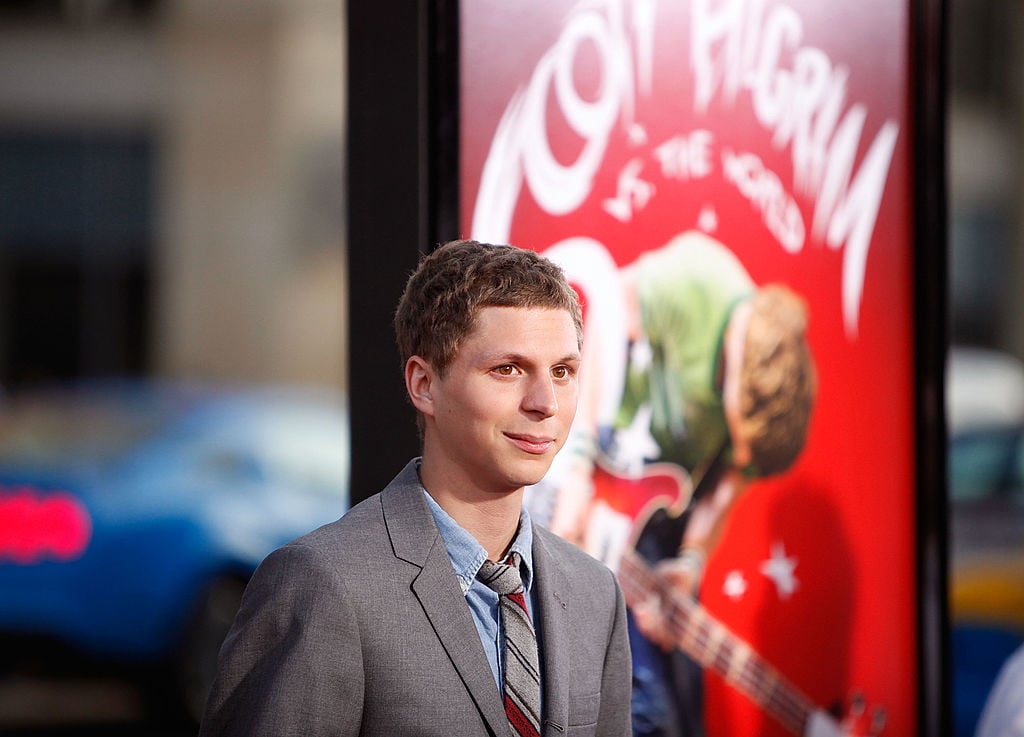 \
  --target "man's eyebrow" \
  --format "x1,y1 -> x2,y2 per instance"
479,350 -> 581,365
